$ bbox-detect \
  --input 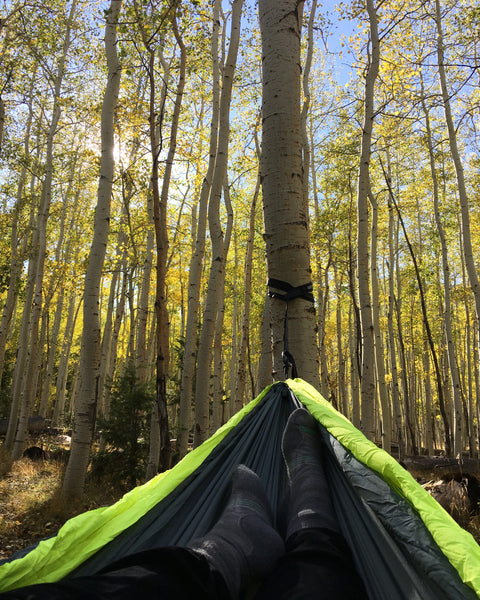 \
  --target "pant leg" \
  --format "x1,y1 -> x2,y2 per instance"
1,547 -> 231,600
254,528 -> 368,600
